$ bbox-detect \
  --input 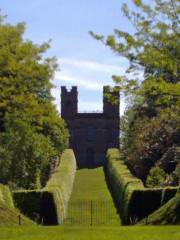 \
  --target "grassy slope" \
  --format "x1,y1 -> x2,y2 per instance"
65,167 -> 120,225
0,200 -> 34,227
0,184 -> 33,227
69,167 -> 115,201
140,192 -> 180,225
0,226 -> 179,240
